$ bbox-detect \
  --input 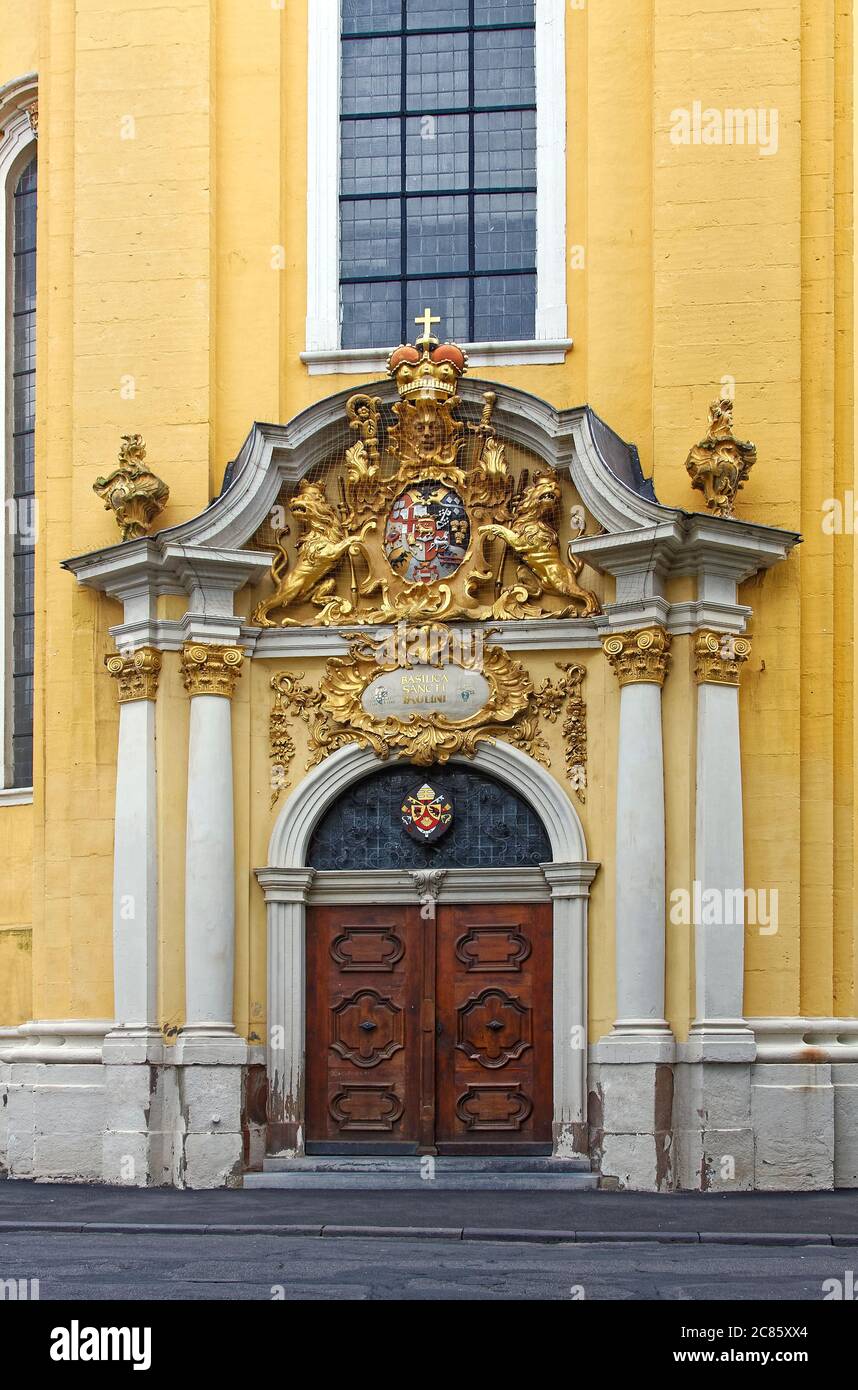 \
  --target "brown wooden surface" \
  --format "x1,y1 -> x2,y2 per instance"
435,903 -> 552,1151
305,902 -> 552,1153
306,905 -> 422,1150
